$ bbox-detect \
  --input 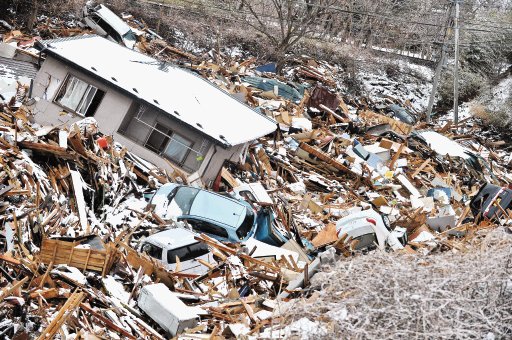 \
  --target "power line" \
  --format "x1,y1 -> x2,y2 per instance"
143,0 -> 511,49
148,0 -> 510,34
